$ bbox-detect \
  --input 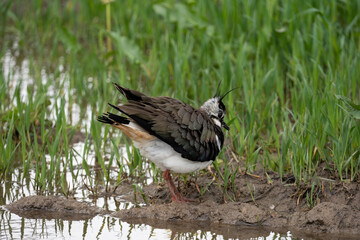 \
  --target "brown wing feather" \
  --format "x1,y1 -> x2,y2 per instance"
111,87 -> 224,162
